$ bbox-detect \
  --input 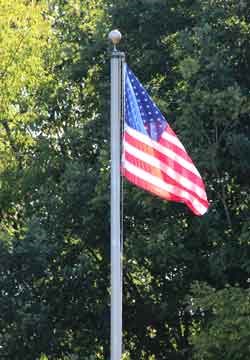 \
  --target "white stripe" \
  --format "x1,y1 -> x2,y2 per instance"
124,141 -> 207,201
161,131 -> 186,151
123,160 -> 208,215
125,126 -> 201,178
125,126 -> 199,176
